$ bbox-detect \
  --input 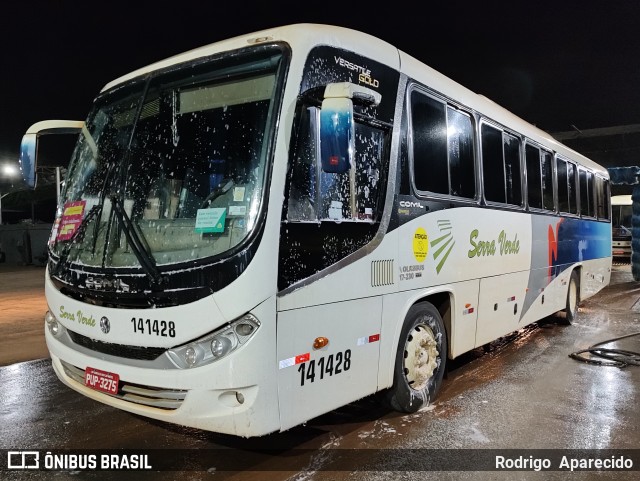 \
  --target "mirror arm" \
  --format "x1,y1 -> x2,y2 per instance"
19,120 -> 84,189
323,82 -> 381,105
25,120 -> 84,136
